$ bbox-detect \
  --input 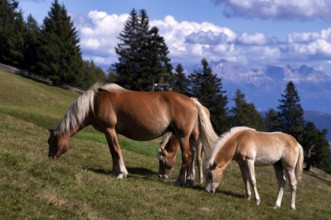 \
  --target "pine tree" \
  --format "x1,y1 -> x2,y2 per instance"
189,59 -> 228,133
146,26 -> 172,90
37,0 -> 83,86
276,81 -> 304,142
114,9 -> 140,89
230,89 -> 265,130
0,0 -> 25,66
264,108 -> 281,131
114,9 -> 172,91
23,14 -> 40,72
302,122 -> 331,172
172,64 -> 190,95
